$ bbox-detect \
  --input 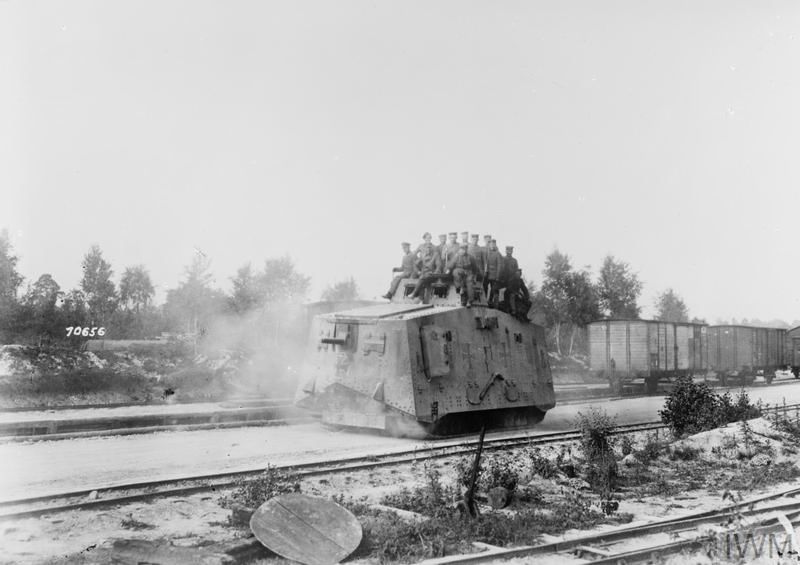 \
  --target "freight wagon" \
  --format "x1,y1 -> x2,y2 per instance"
707,325 -> 786,385
588,319 -> 708,393
788,325 -> 800,378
